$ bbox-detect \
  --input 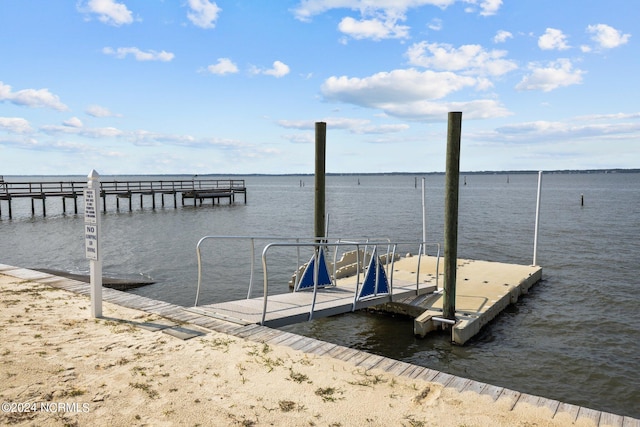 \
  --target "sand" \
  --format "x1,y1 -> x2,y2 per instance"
0,274 -> 598,427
